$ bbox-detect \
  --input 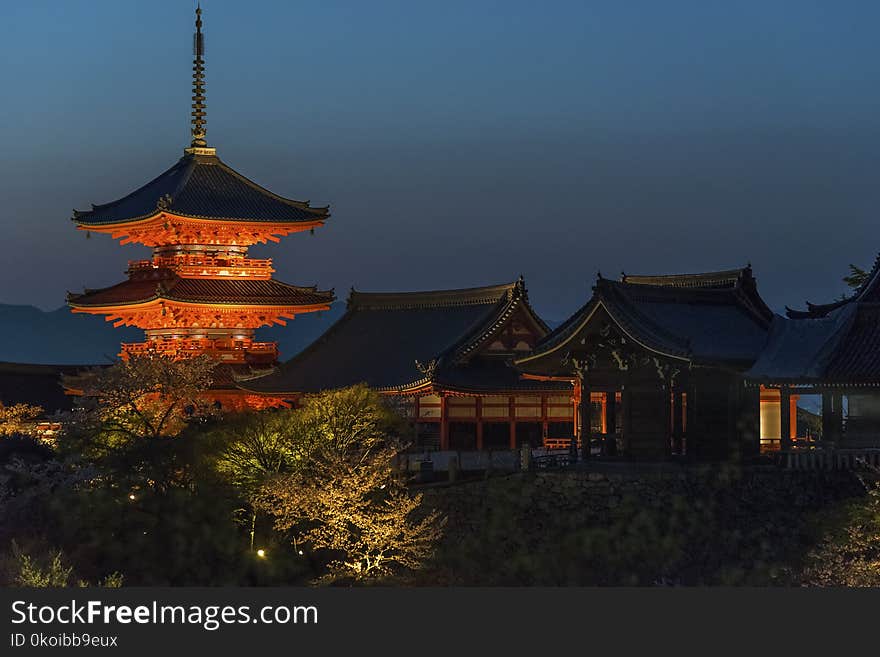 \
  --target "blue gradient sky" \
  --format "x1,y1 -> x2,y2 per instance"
2,0 -> 879,320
